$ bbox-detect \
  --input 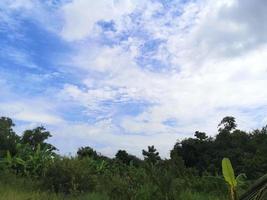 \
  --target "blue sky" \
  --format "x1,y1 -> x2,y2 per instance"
1,0 -> 267,157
